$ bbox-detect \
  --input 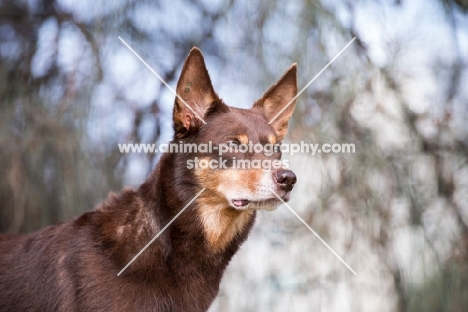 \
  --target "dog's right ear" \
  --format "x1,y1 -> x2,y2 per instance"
173,47 -> 220,138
